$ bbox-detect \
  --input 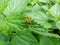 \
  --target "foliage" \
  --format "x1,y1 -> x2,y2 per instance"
0,0 -> 60,45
